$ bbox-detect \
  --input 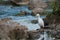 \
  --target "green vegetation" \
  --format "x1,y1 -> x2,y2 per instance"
0,0 -> 4,2
44,0 -> 59,16
52,0 -> 59,15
